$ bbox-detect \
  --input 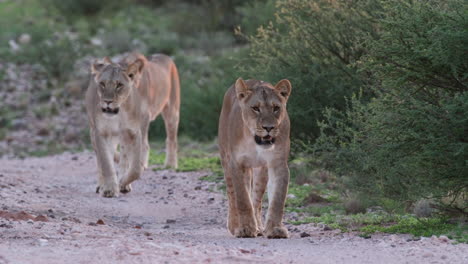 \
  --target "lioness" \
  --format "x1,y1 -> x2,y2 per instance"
218,78 -> 292,238
86,53 -> 180,197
